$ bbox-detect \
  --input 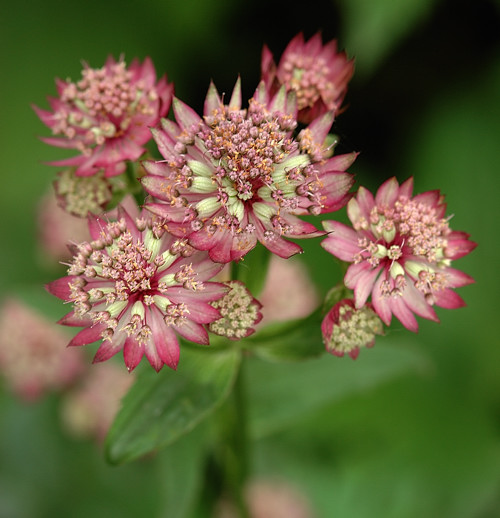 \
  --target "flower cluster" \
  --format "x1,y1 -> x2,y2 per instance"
34,33 -> 475,373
